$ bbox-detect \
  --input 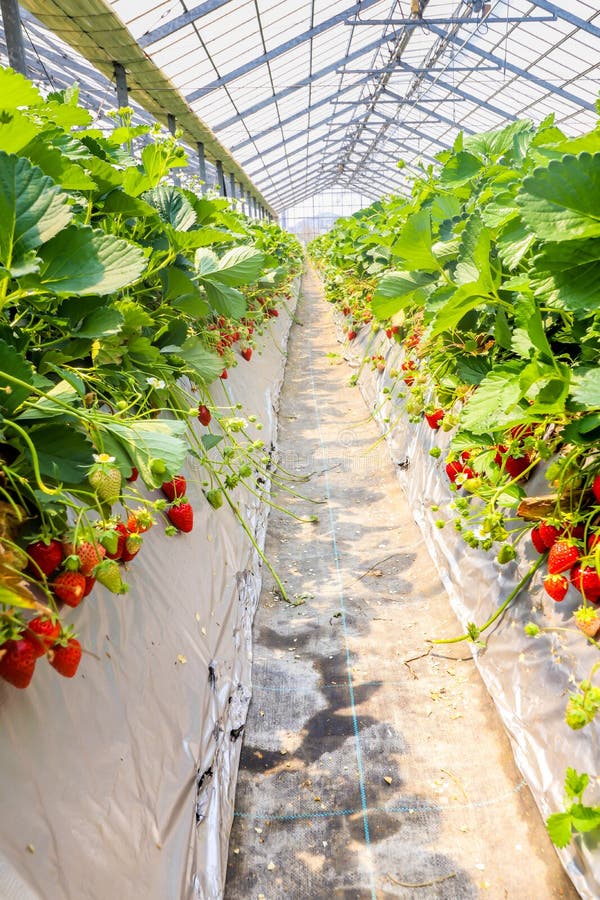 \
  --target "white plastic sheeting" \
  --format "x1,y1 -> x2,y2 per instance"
338,316 -> 600,900
0,283 -> 298,900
